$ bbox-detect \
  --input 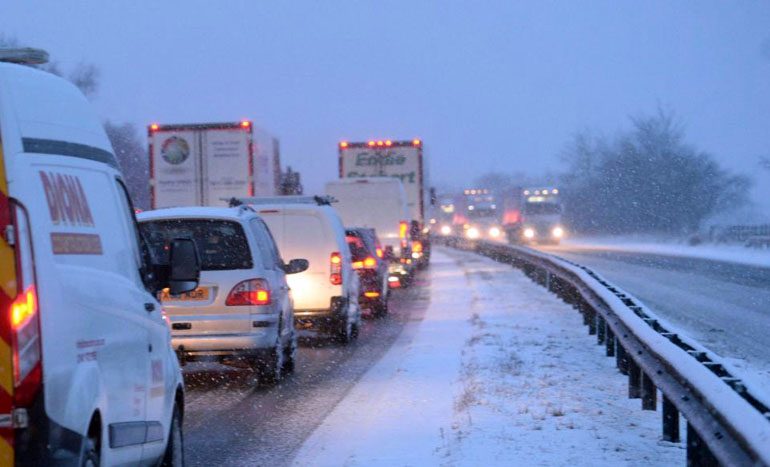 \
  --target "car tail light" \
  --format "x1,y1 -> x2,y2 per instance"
10,204 -> 42,407
352,257 -> 377,270
412,240 -> 423,253
226,279 -> 271,306
330,252 -> 342,285
388,276 -> 401,288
